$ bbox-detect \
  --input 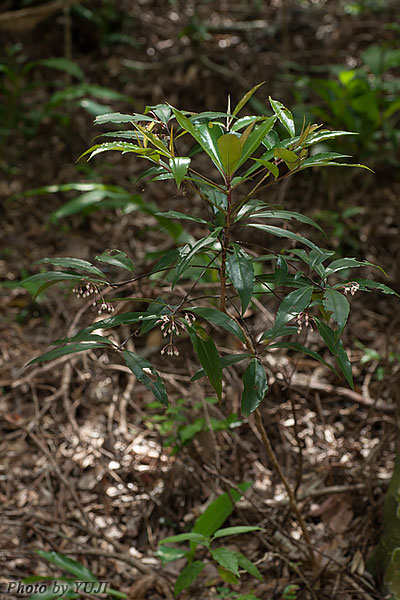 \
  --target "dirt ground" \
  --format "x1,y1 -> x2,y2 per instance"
1,1 -> 400,599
